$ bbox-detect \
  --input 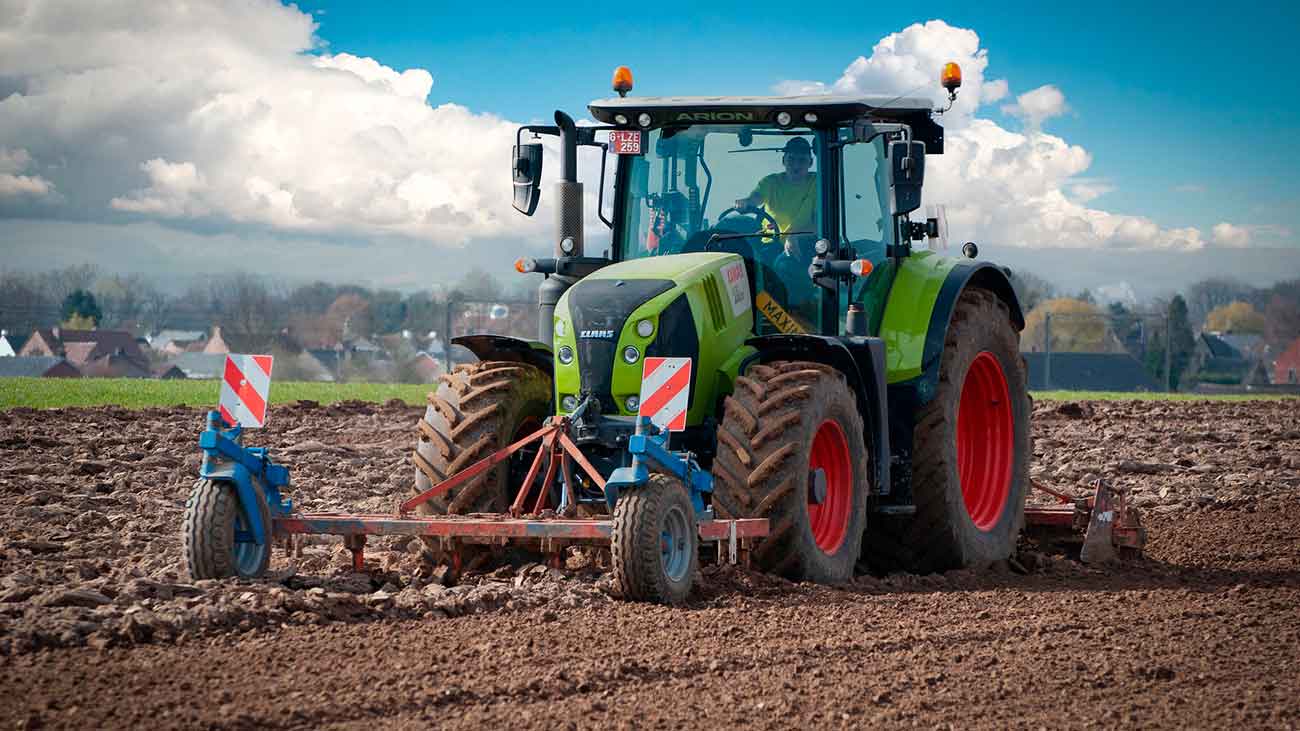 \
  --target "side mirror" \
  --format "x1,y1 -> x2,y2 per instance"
887,140 -> 925,216
512,143 -> 543,215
